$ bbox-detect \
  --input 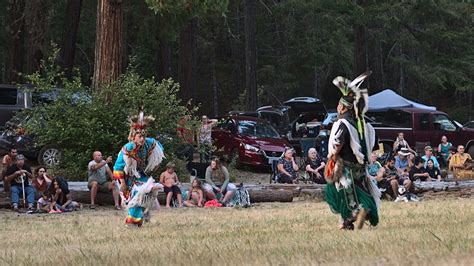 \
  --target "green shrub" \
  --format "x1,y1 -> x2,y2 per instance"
19,50 -> 196,180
